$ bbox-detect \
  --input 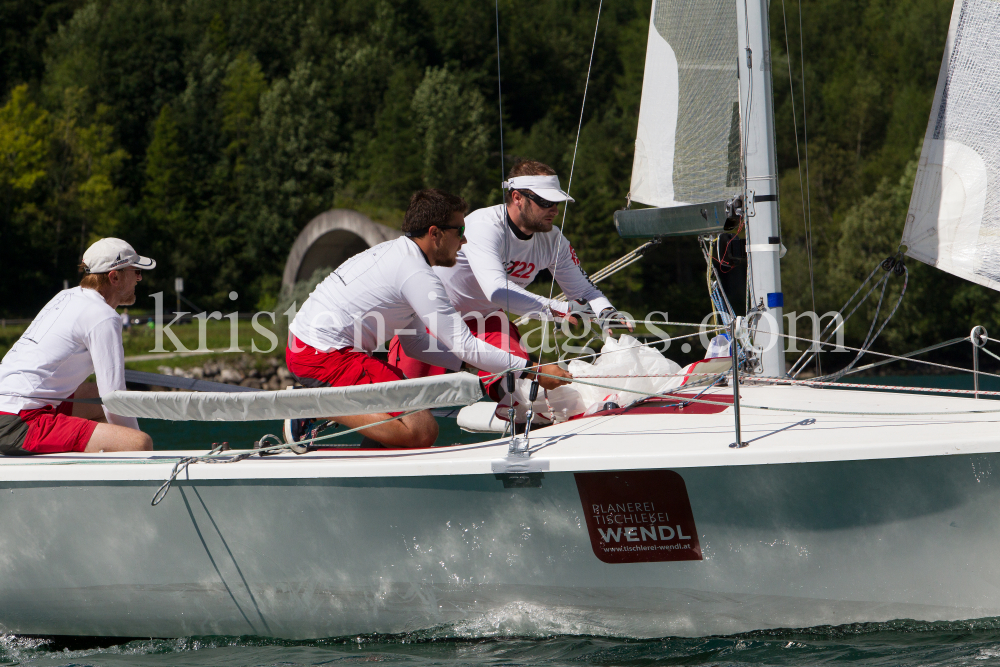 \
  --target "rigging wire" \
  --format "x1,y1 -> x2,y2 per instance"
780,0 -> 817,350
796,0 -> 818,373
546,0 -> 604,303
512,239 -> 660,327
529,0 -> 604,366
494,0 -> 513,379
740,0 -> 757,316
787,254 -> 907,378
